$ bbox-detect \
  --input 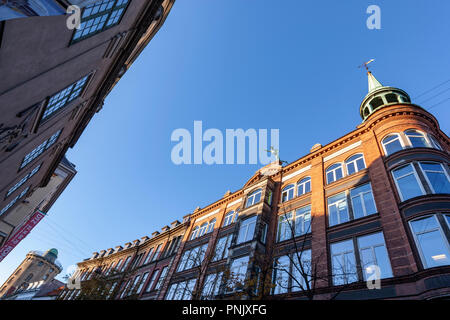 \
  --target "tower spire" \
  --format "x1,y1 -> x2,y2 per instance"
368,71 -> 383,92
359,59 -> 383,92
